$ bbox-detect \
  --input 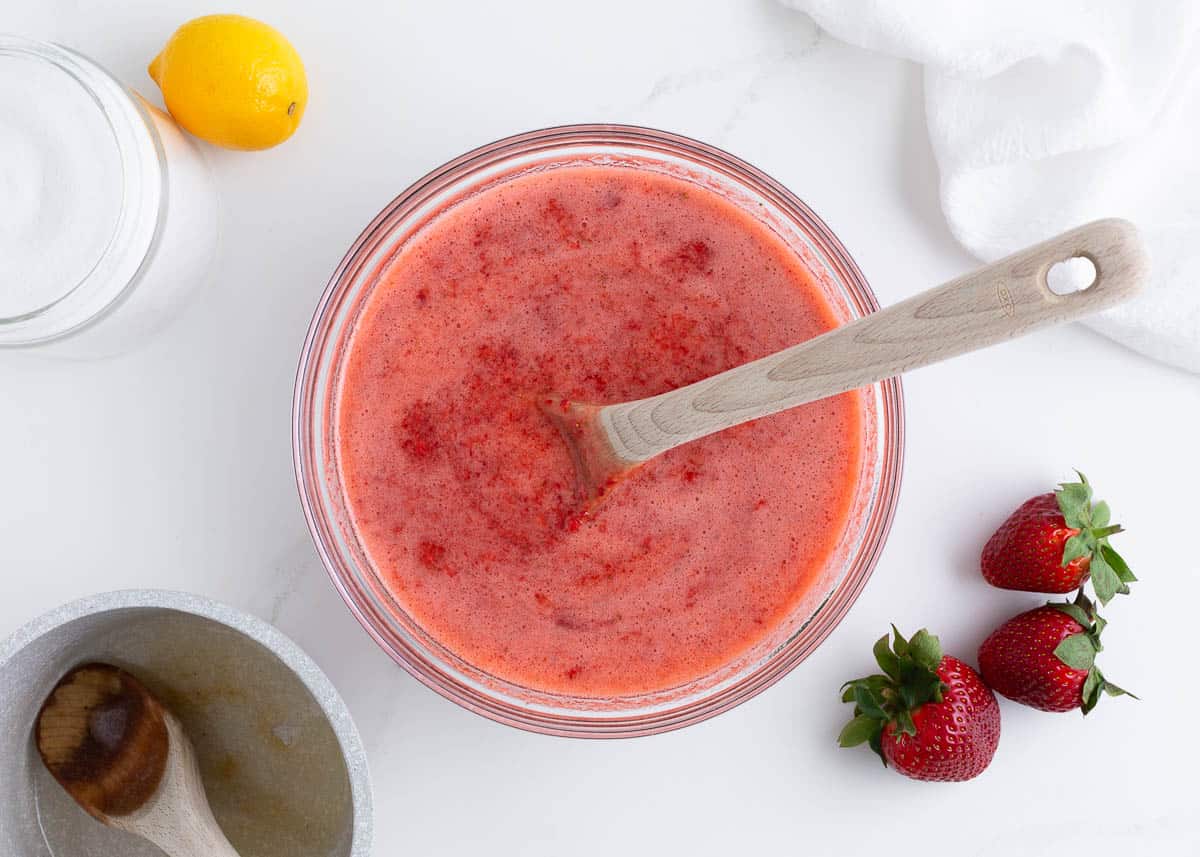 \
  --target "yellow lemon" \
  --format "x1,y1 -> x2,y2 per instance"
148,14 -> 307,151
